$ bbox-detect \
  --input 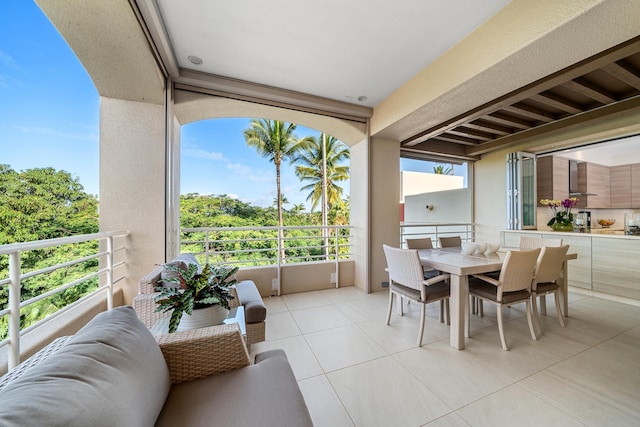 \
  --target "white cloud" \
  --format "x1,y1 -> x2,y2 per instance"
0,50 -> 20,70
183,147 -> 226,161
226,162 -> 272,183
14,125 -> 98,142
